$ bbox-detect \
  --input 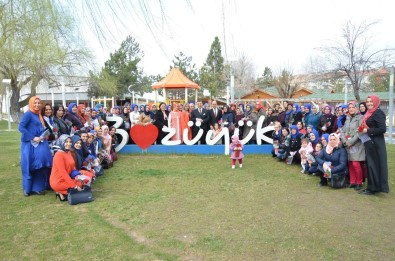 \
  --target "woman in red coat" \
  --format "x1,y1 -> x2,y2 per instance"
50,135 -> 82,201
